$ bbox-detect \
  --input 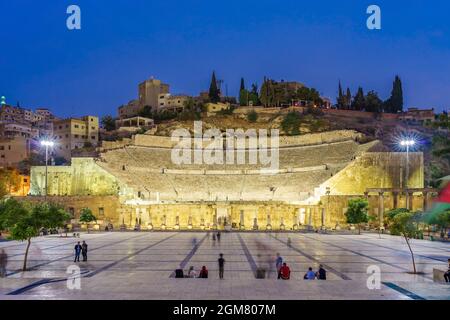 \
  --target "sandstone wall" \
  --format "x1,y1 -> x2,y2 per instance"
30,158 -> 120,196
